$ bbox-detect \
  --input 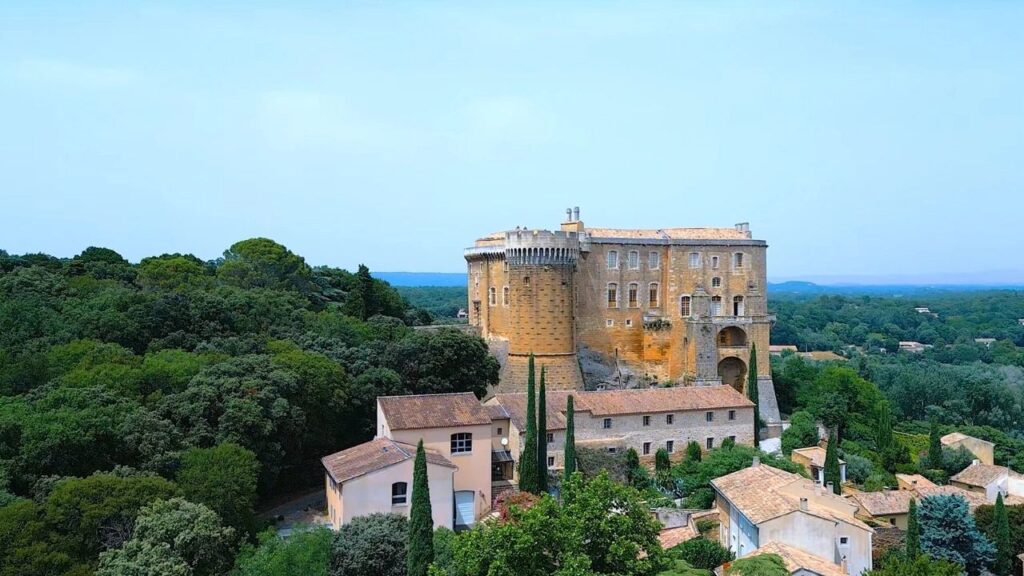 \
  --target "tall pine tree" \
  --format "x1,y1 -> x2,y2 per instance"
748,343 -> 760,447
994,492 -> 1012,576
823,430 -> 842,495
906,498 -> 920,558
537,366 -> 548,493
927,420 -> 944,470
407,440 -> 433,576
563,394 -> 577,480
518,354 -> 540,494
